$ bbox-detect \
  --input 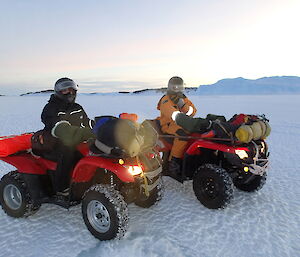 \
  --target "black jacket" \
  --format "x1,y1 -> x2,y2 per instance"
41,94 -> 92,131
